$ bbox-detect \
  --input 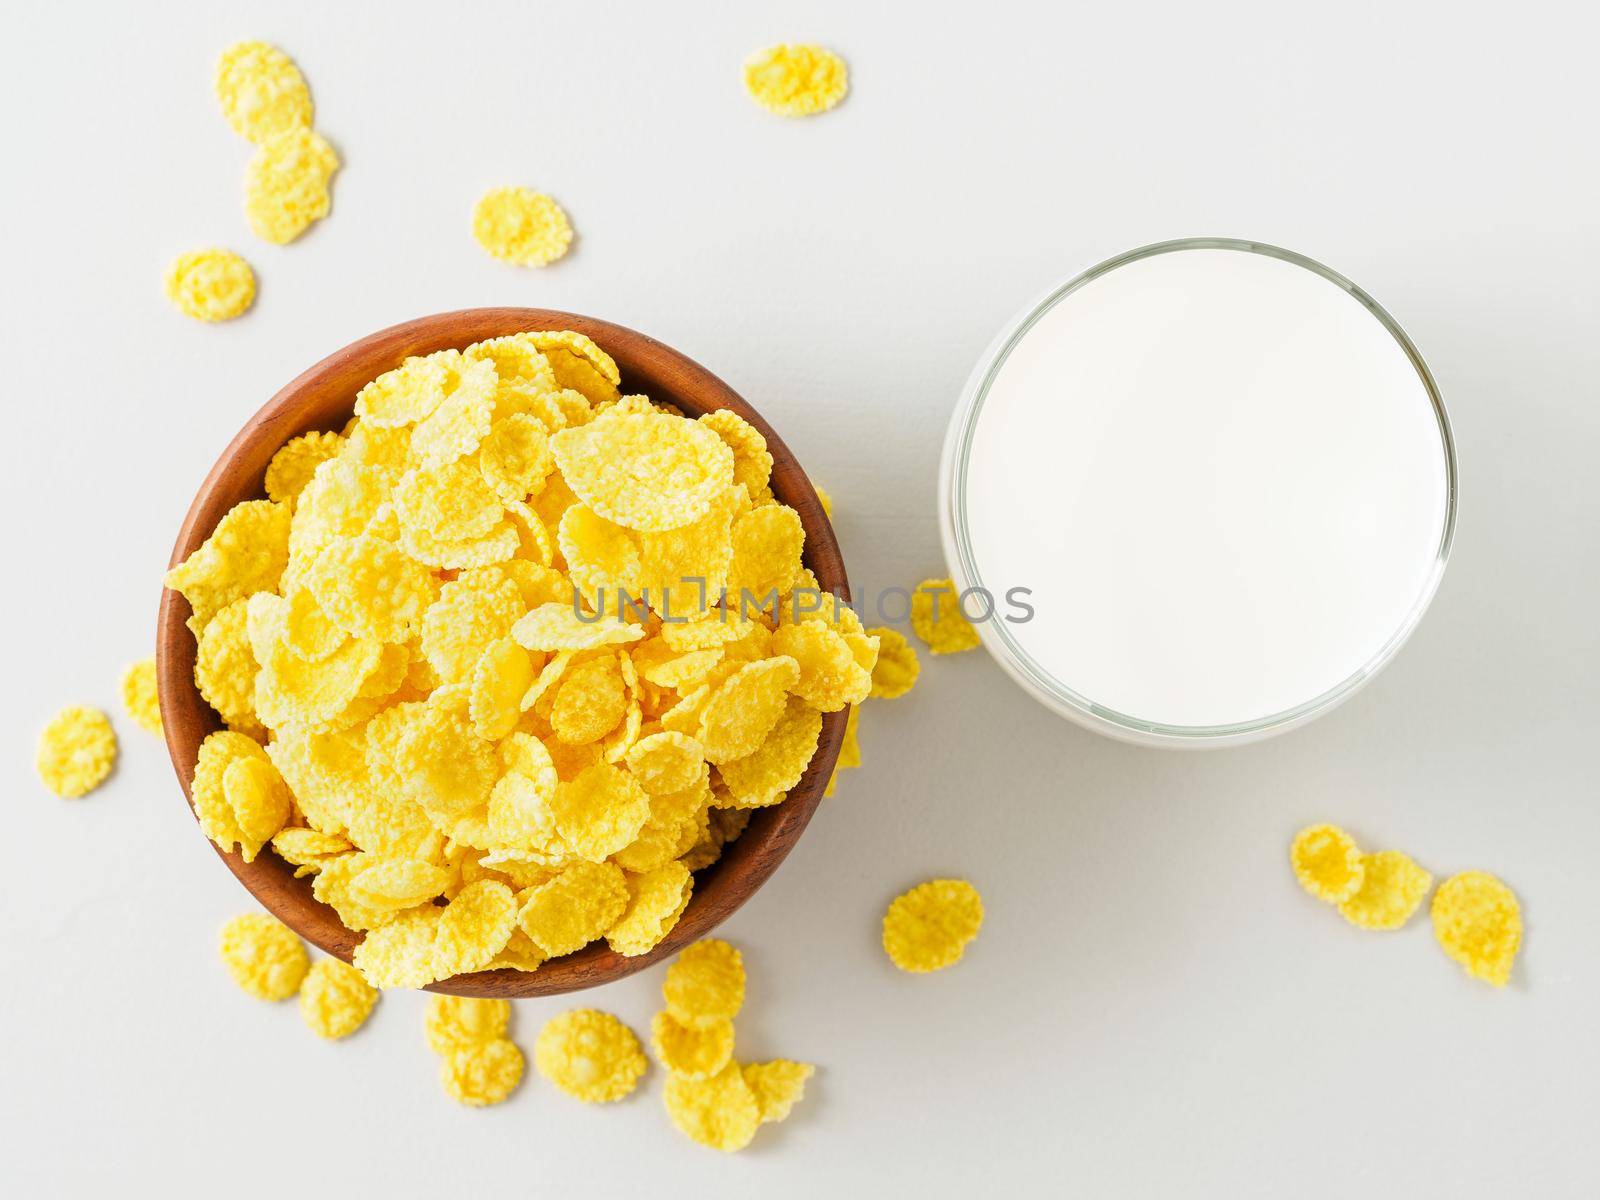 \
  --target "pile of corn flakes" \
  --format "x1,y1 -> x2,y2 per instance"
654,939 -> 813,1151
1290,823 -> 1523,986
164,328 -> 880,991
